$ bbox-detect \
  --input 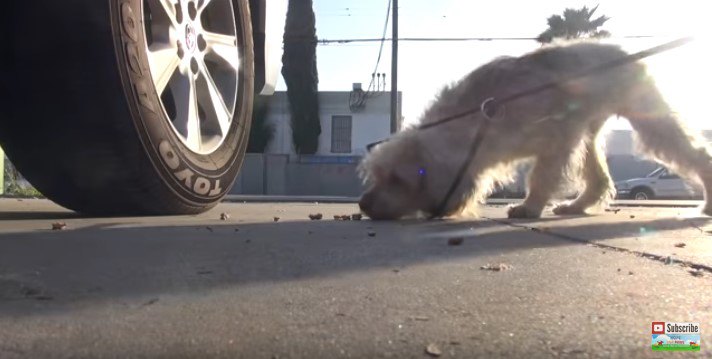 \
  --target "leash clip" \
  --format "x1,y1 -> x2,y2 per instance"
480,97 -> 499,121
